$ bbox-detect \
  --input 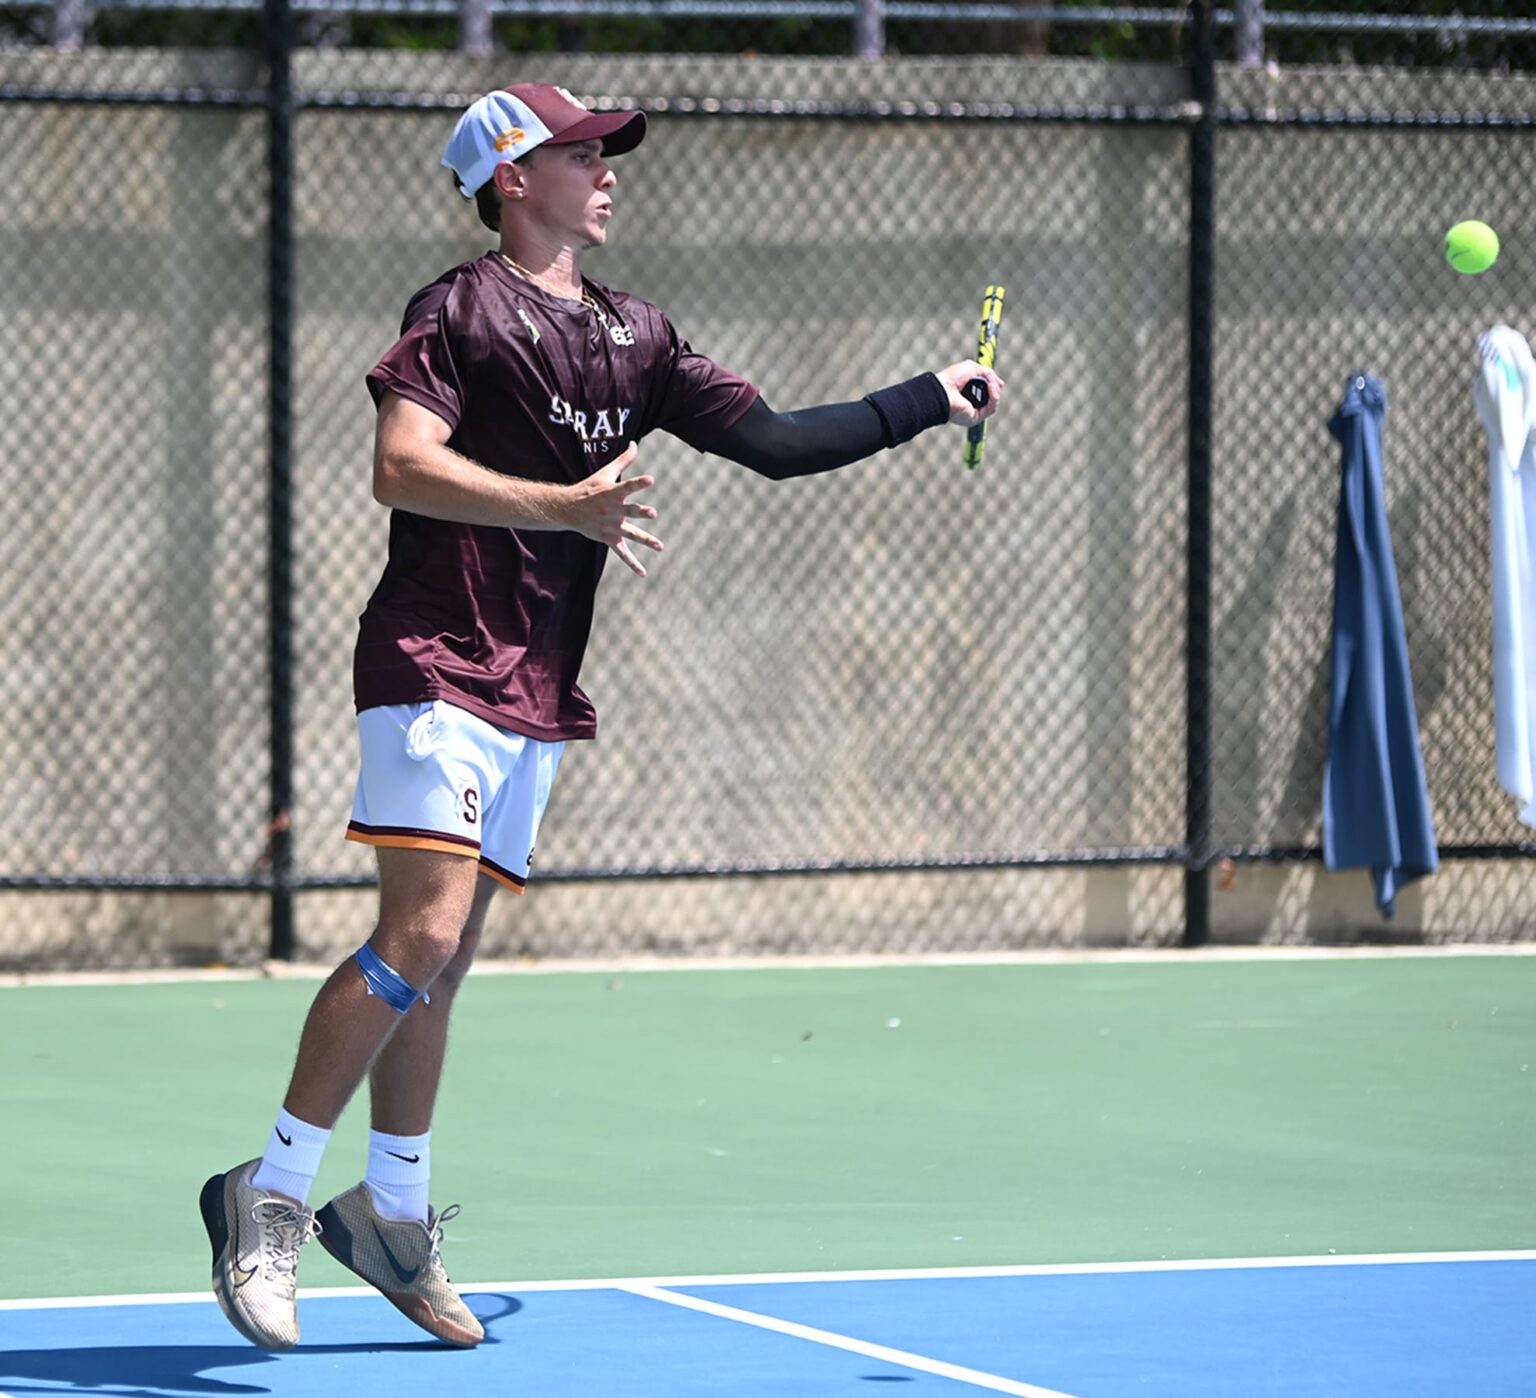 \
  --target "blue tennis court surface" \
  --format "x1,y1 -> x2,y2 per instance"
3,1256 -> 1533,1398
